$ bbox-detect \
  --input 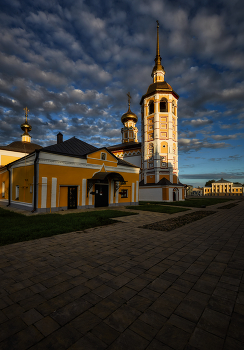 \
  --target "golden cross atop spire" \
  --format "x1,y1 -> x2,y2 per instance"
127,92 -> 131,110
23,107 -> 29,123
156,20 -> 160,60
